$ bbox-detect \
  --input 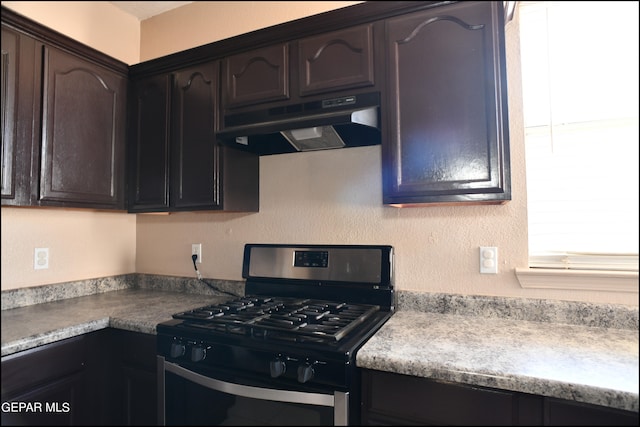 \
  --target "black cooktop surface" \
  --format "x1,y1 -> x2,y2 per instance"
170,295 -> 381,344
